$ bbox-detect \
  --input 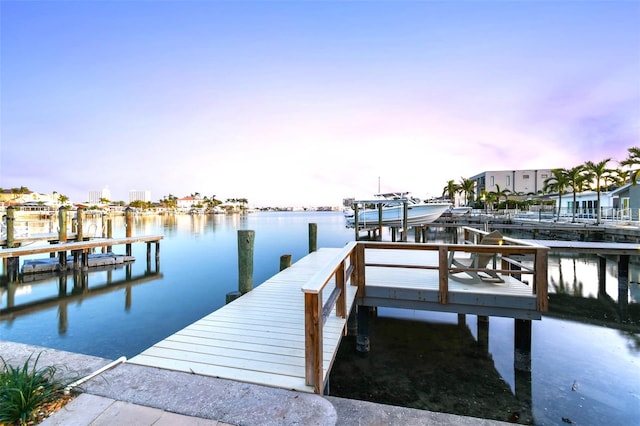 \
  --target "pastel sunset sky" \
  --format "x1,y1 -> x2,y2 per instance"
1,1 -> 638,206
